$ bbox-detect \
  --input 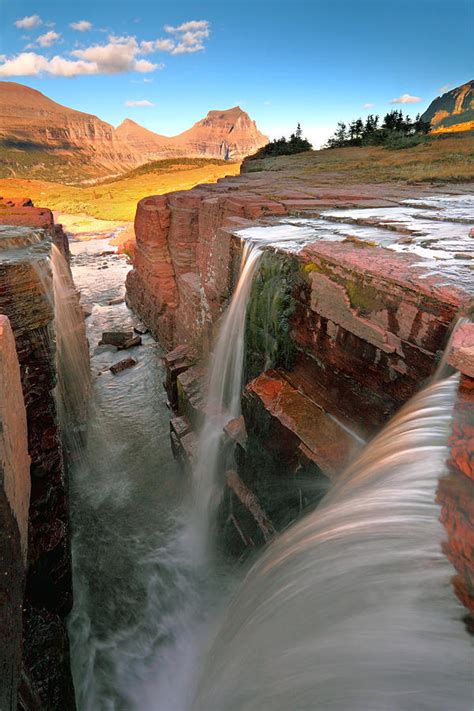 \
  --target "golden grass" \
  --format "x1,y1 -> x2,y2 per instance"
0,161 -> 241,221
245,134 -> 474,184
